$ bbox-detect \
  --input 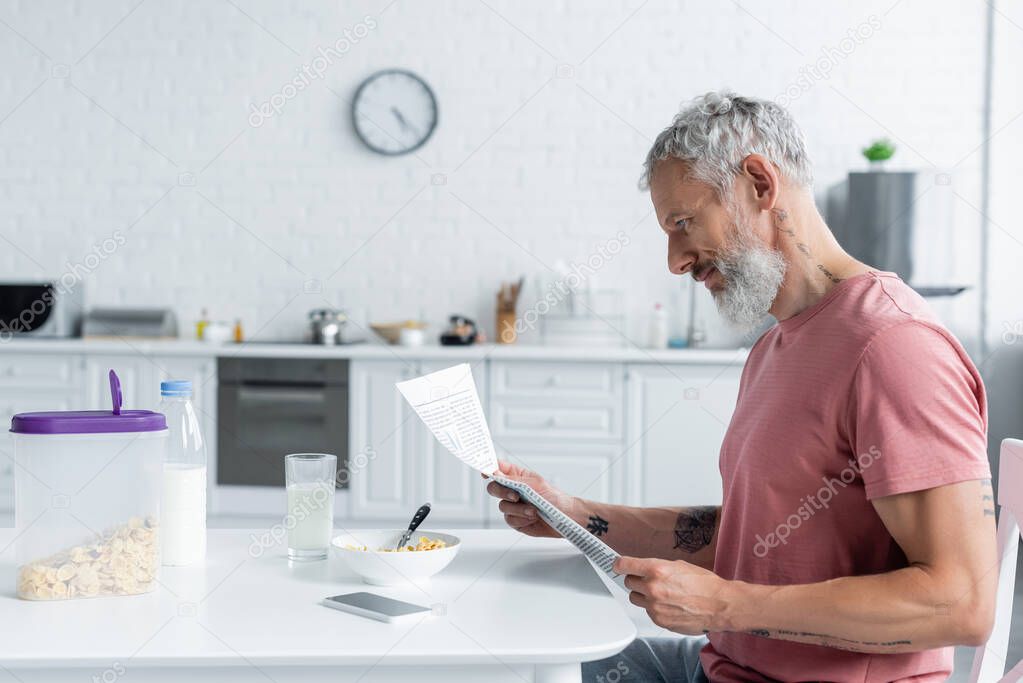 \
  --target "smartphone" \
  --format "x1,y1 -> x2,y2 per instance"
322,592 -> 431,623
